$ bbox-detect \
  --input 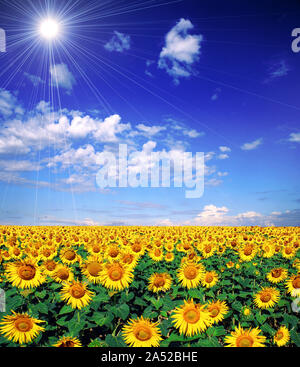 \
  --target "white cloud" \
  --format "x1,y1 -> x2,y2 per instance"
24,72 -> 44,86
158,18 -> 203,84
288,132 -> 300,143
241,138 -> 263,151
219,146 -> 231,152
193,205 -> 268,226
104,31 -> 131,53
217,153 -> 229,160
217,171 -> 228,177
136,123 -> 166,137
0,89 -> 24,117
50,63 -> 76,93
